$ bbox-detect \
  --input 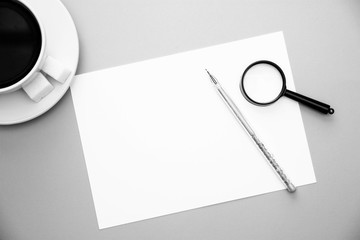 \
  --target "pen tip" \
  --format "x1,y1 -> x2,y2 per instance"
205,69 -> 218,84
